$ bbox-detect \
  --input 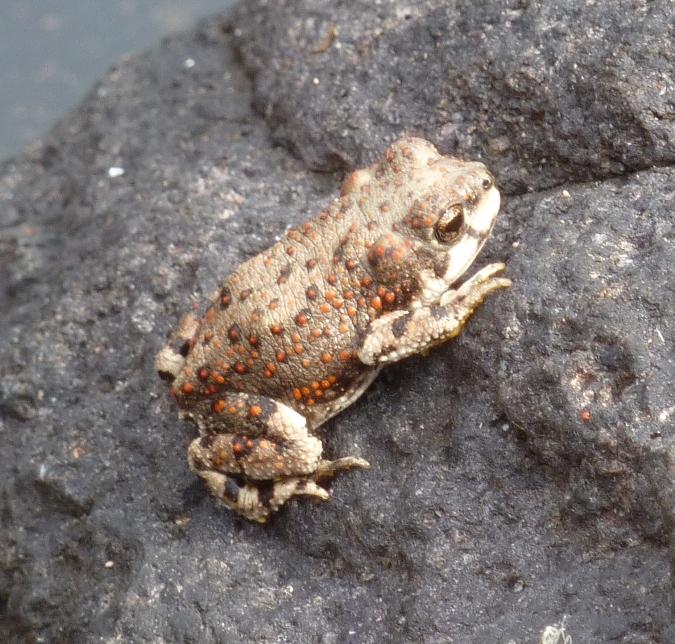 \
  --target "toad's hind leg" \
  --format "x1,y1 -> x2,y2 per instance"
187,392 -> 368,520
